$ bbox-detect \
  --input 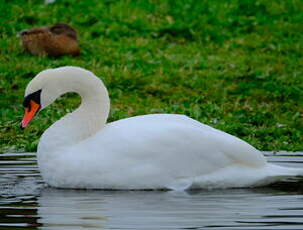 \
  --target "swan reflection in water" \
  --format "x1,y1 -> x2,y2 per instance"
36,188 -> 303,229
2,153 -> 303,229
